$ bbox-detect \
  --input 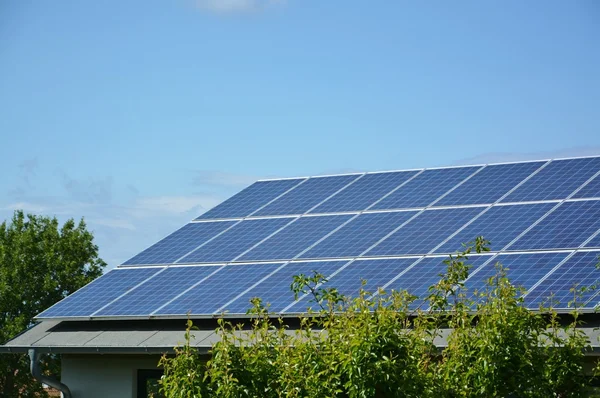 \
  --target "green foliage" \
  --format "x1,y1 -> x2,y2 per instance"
0,210 -> 105,397
160,238 -> 599,397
